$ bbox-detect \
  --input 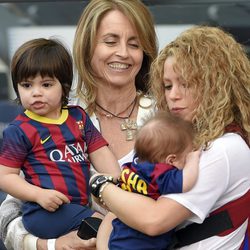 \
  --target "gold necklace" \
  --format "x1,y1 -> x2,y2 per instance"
95,96 -> 138,141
